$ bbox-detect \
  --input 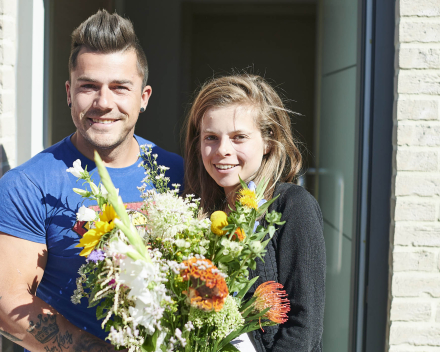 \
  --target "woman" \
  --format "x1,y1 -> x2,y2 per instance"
183,74 -> 325,352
